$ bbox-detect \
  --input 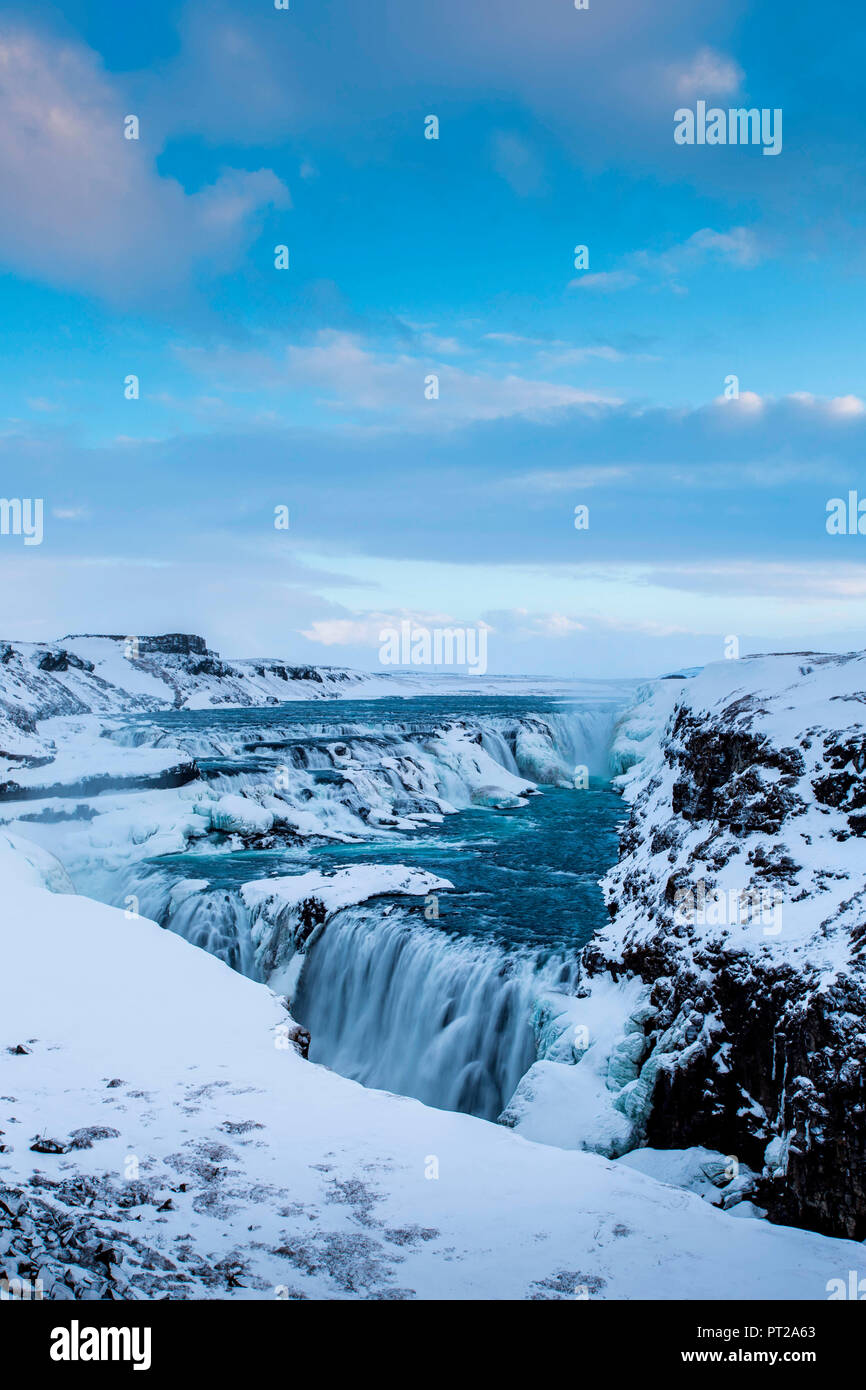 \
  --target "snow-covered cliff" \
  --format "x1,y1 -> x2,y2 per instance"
505,652 -> 866,1238
0,631 -> 631,775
